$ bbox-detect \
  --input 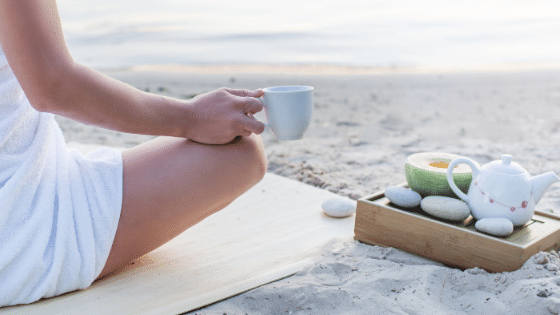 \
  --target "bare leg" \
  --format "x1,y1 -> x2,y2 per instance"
96,134 -> 267,279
